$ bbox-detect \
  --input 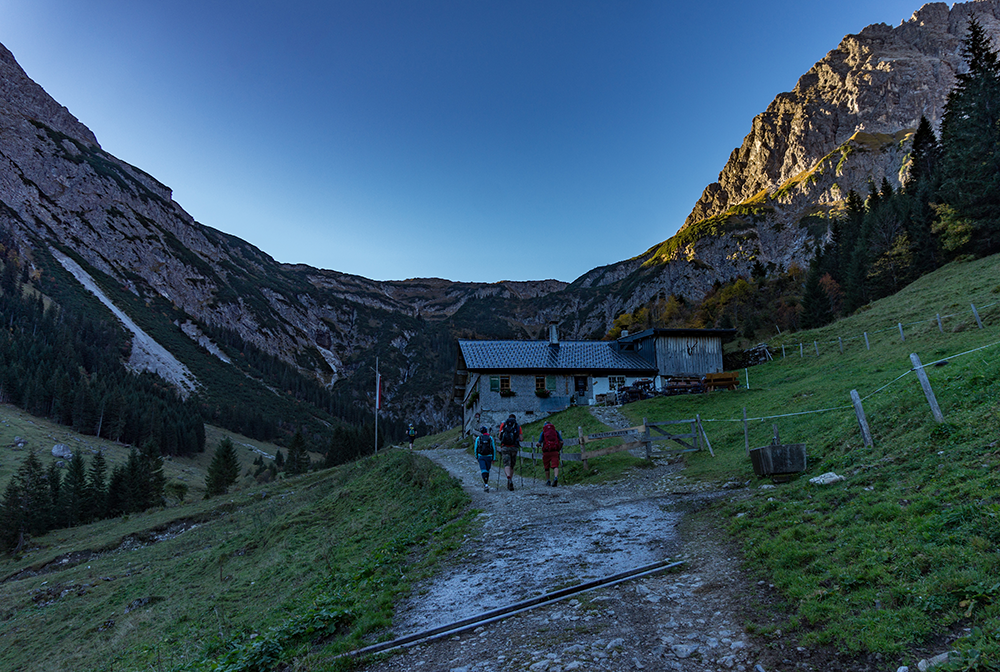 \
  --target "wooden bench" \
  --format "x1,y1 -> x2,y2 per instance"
662,375 -> 705,396
702,371 -> 739,391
